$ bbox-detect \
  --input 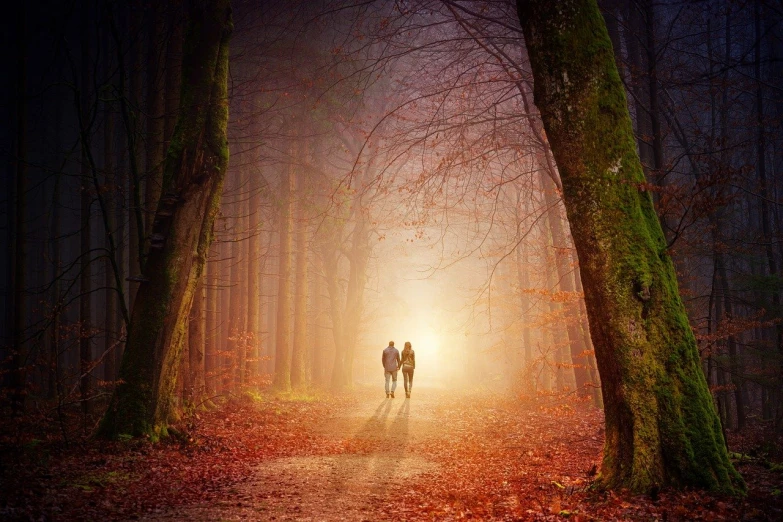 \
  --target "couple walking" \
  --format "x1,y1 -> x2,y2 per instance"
382,341 -> 415,398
